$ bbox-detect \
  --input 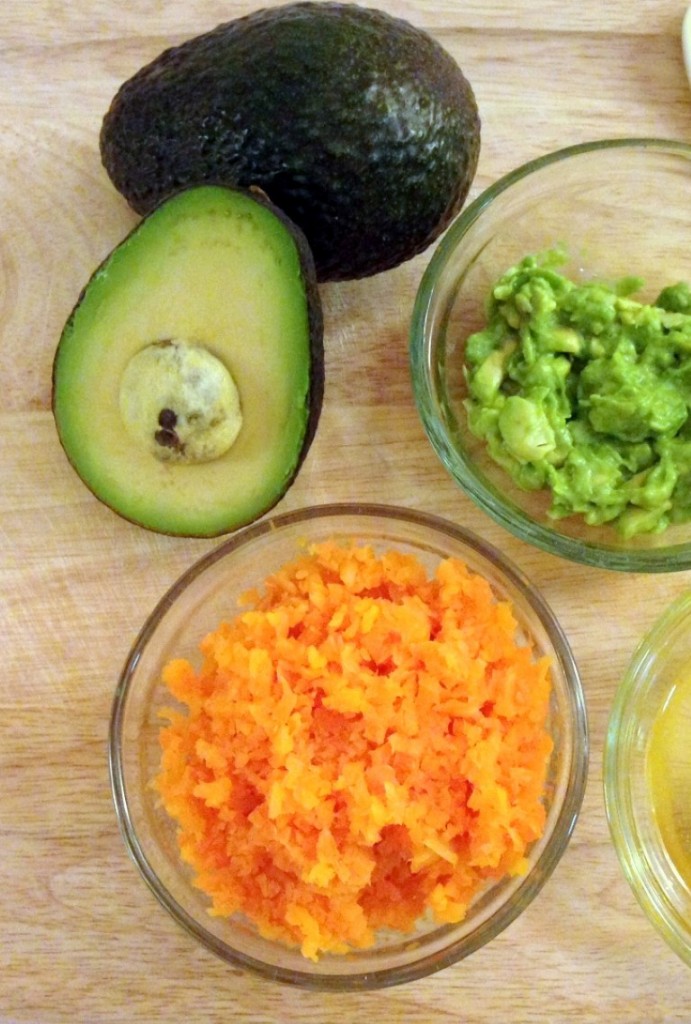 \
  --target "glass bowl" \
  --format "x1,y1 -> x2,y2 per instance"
109,502 -> 587,989
410,138 -> 691,572
604,591 -> 691,968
